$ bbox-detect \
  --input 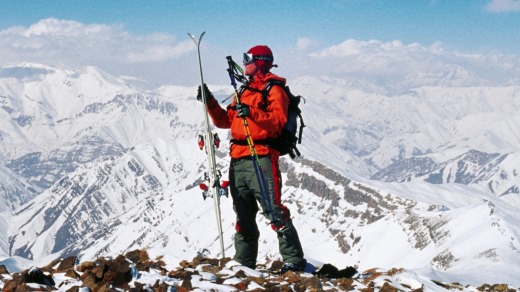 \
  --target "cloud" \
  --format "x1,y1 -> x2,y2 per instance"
1,18 -> 519,89
279,39 -> 520,89
0,18 -> 193,64
0,18 -> 197,86
21,18 -> 114,38
485,0 -> 520,12
296,37 -> 314,51
126,41 -> 193,63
